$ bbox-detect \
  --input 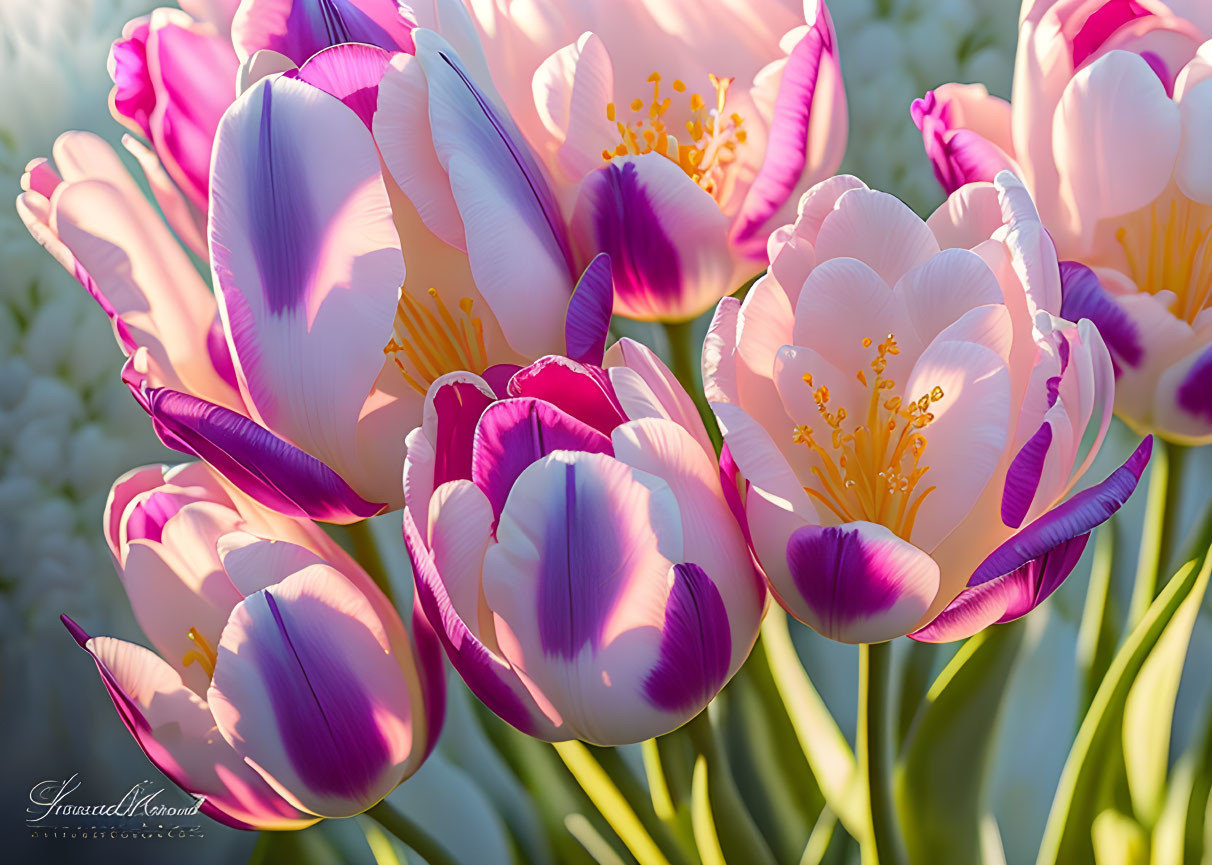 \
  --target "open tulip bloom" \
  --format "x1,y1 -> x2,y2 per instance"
705,171 -> 1152,643
913,0 -> 1212,444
